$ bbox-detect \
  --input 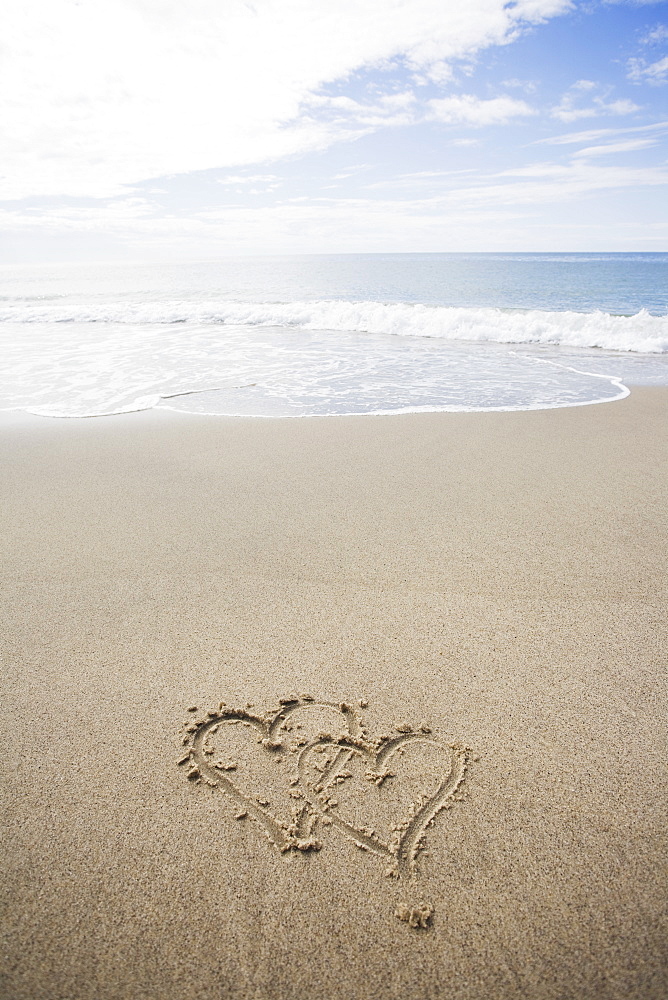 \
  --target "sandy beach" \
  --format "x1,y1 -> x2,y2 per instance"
1,388 -> 667,1000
